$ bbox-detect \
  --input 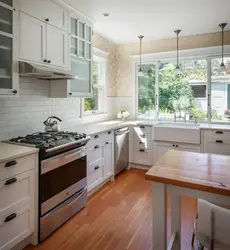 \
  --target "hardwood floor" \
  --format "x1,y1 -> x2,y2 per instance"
25,169 -> 197,250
